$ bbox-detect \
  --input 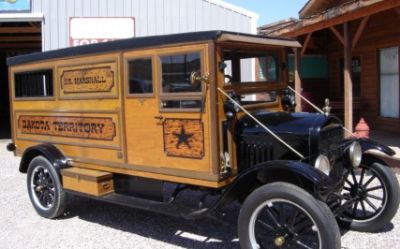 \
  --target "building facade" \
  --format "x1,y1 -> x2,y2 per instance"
260,0 -> 400,134
0,0 -> 258,138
